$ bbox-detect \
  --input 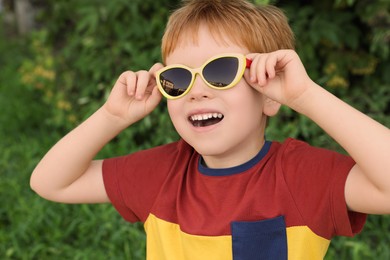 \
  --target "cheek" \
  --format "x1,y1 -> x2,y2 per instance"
167,101 -> 182,126
231,81 -> 264,111
167,100 -> 177,115
167,102 -> 175,121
